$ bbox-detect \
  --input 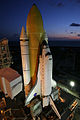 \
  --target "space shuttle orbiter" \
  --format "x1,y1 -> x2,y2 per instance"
20,4 -> 61,119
